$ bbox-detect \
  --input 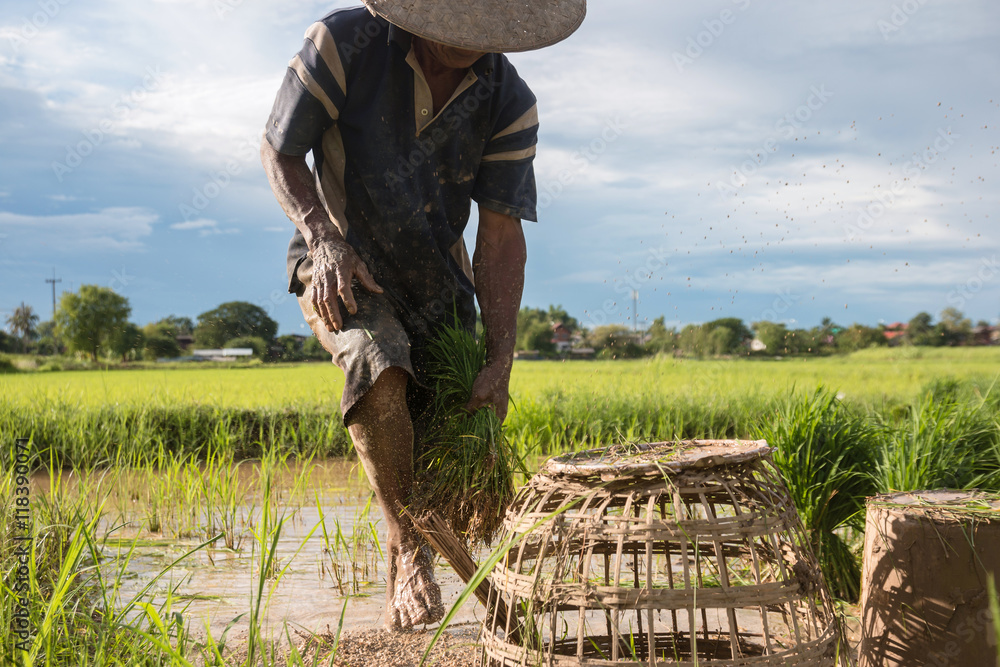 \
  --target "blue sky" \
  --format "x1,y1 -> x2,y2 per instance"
2,0 -> 998,336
